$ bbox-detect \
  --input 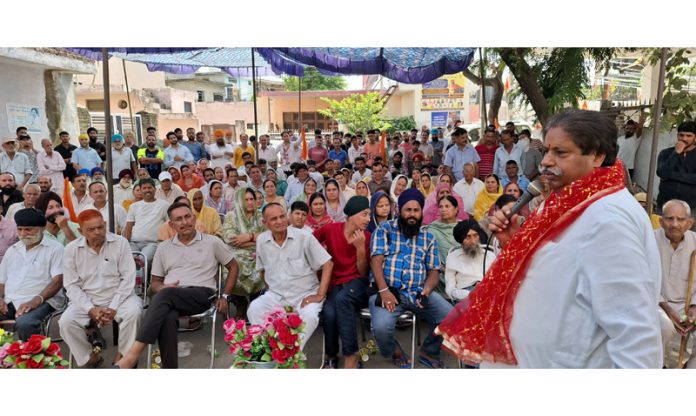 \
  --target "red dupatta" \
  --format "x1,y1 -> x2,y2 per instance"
436,160 -> 626,365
